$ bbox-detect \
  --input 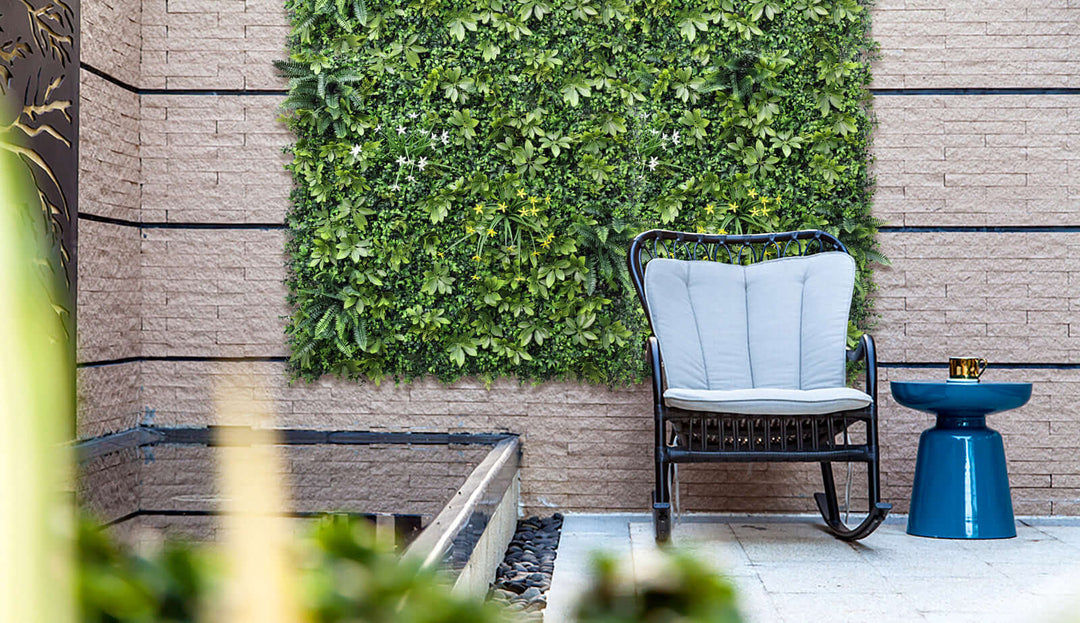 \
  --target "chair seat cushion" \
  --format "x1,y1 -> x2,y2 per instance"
663,387 -> 872,415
